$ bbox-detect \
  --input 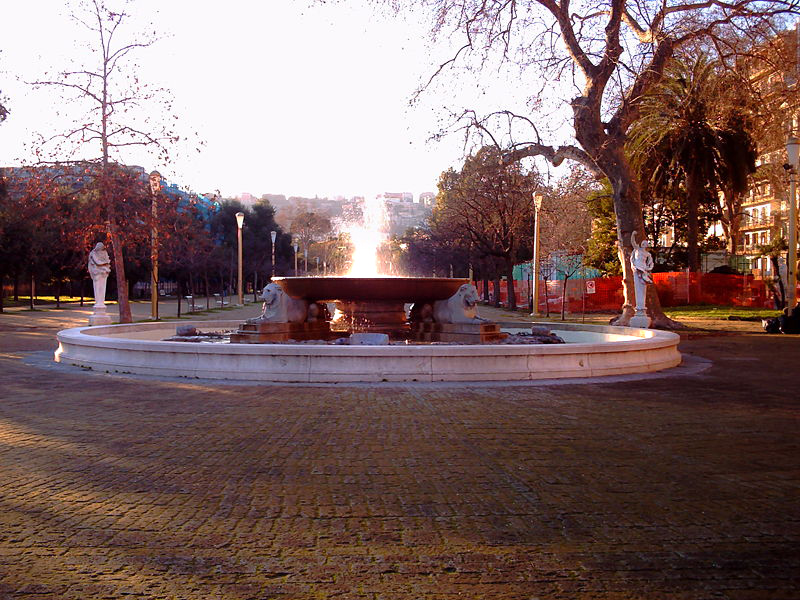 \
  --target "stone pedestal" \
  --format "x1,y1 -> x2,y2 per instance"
332,301 -> 408,335
409,322 -> 507,343
230,320 -> 331,343
88,305 -> 113,326
629,311 -> 652,329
